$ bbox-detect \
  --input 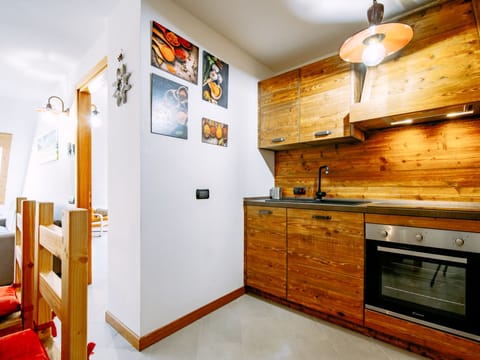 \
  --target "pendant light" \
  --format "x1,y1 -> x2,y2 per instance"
339,0 -> 413,66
